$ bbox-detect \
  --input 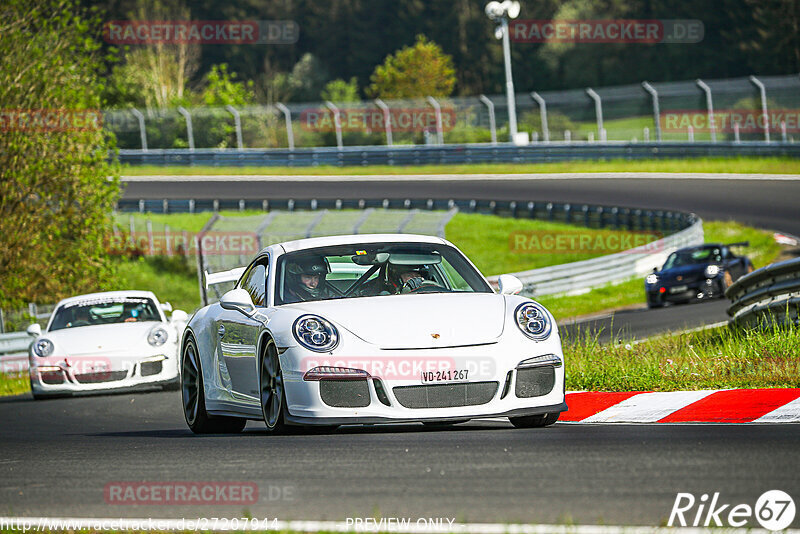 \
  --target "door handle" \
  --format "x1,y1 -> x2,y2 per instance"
218,323 -> 225,337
